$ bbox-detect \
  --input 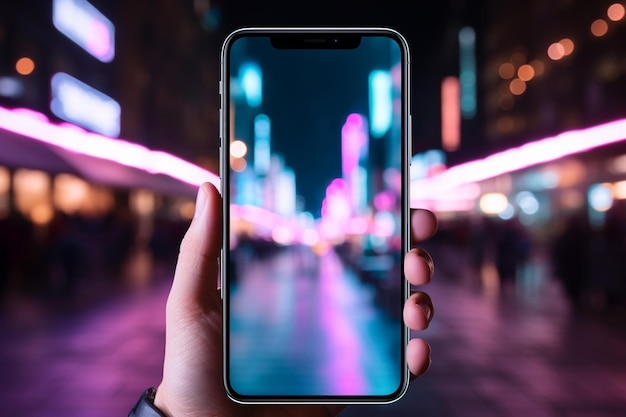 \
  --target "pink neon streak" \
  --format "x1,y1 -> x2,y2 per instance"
411,118 -> 626,207
0,106 -> 219,190
319,250 -> 367,394
341,113 -> 367,181
230,204 -> 284,231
